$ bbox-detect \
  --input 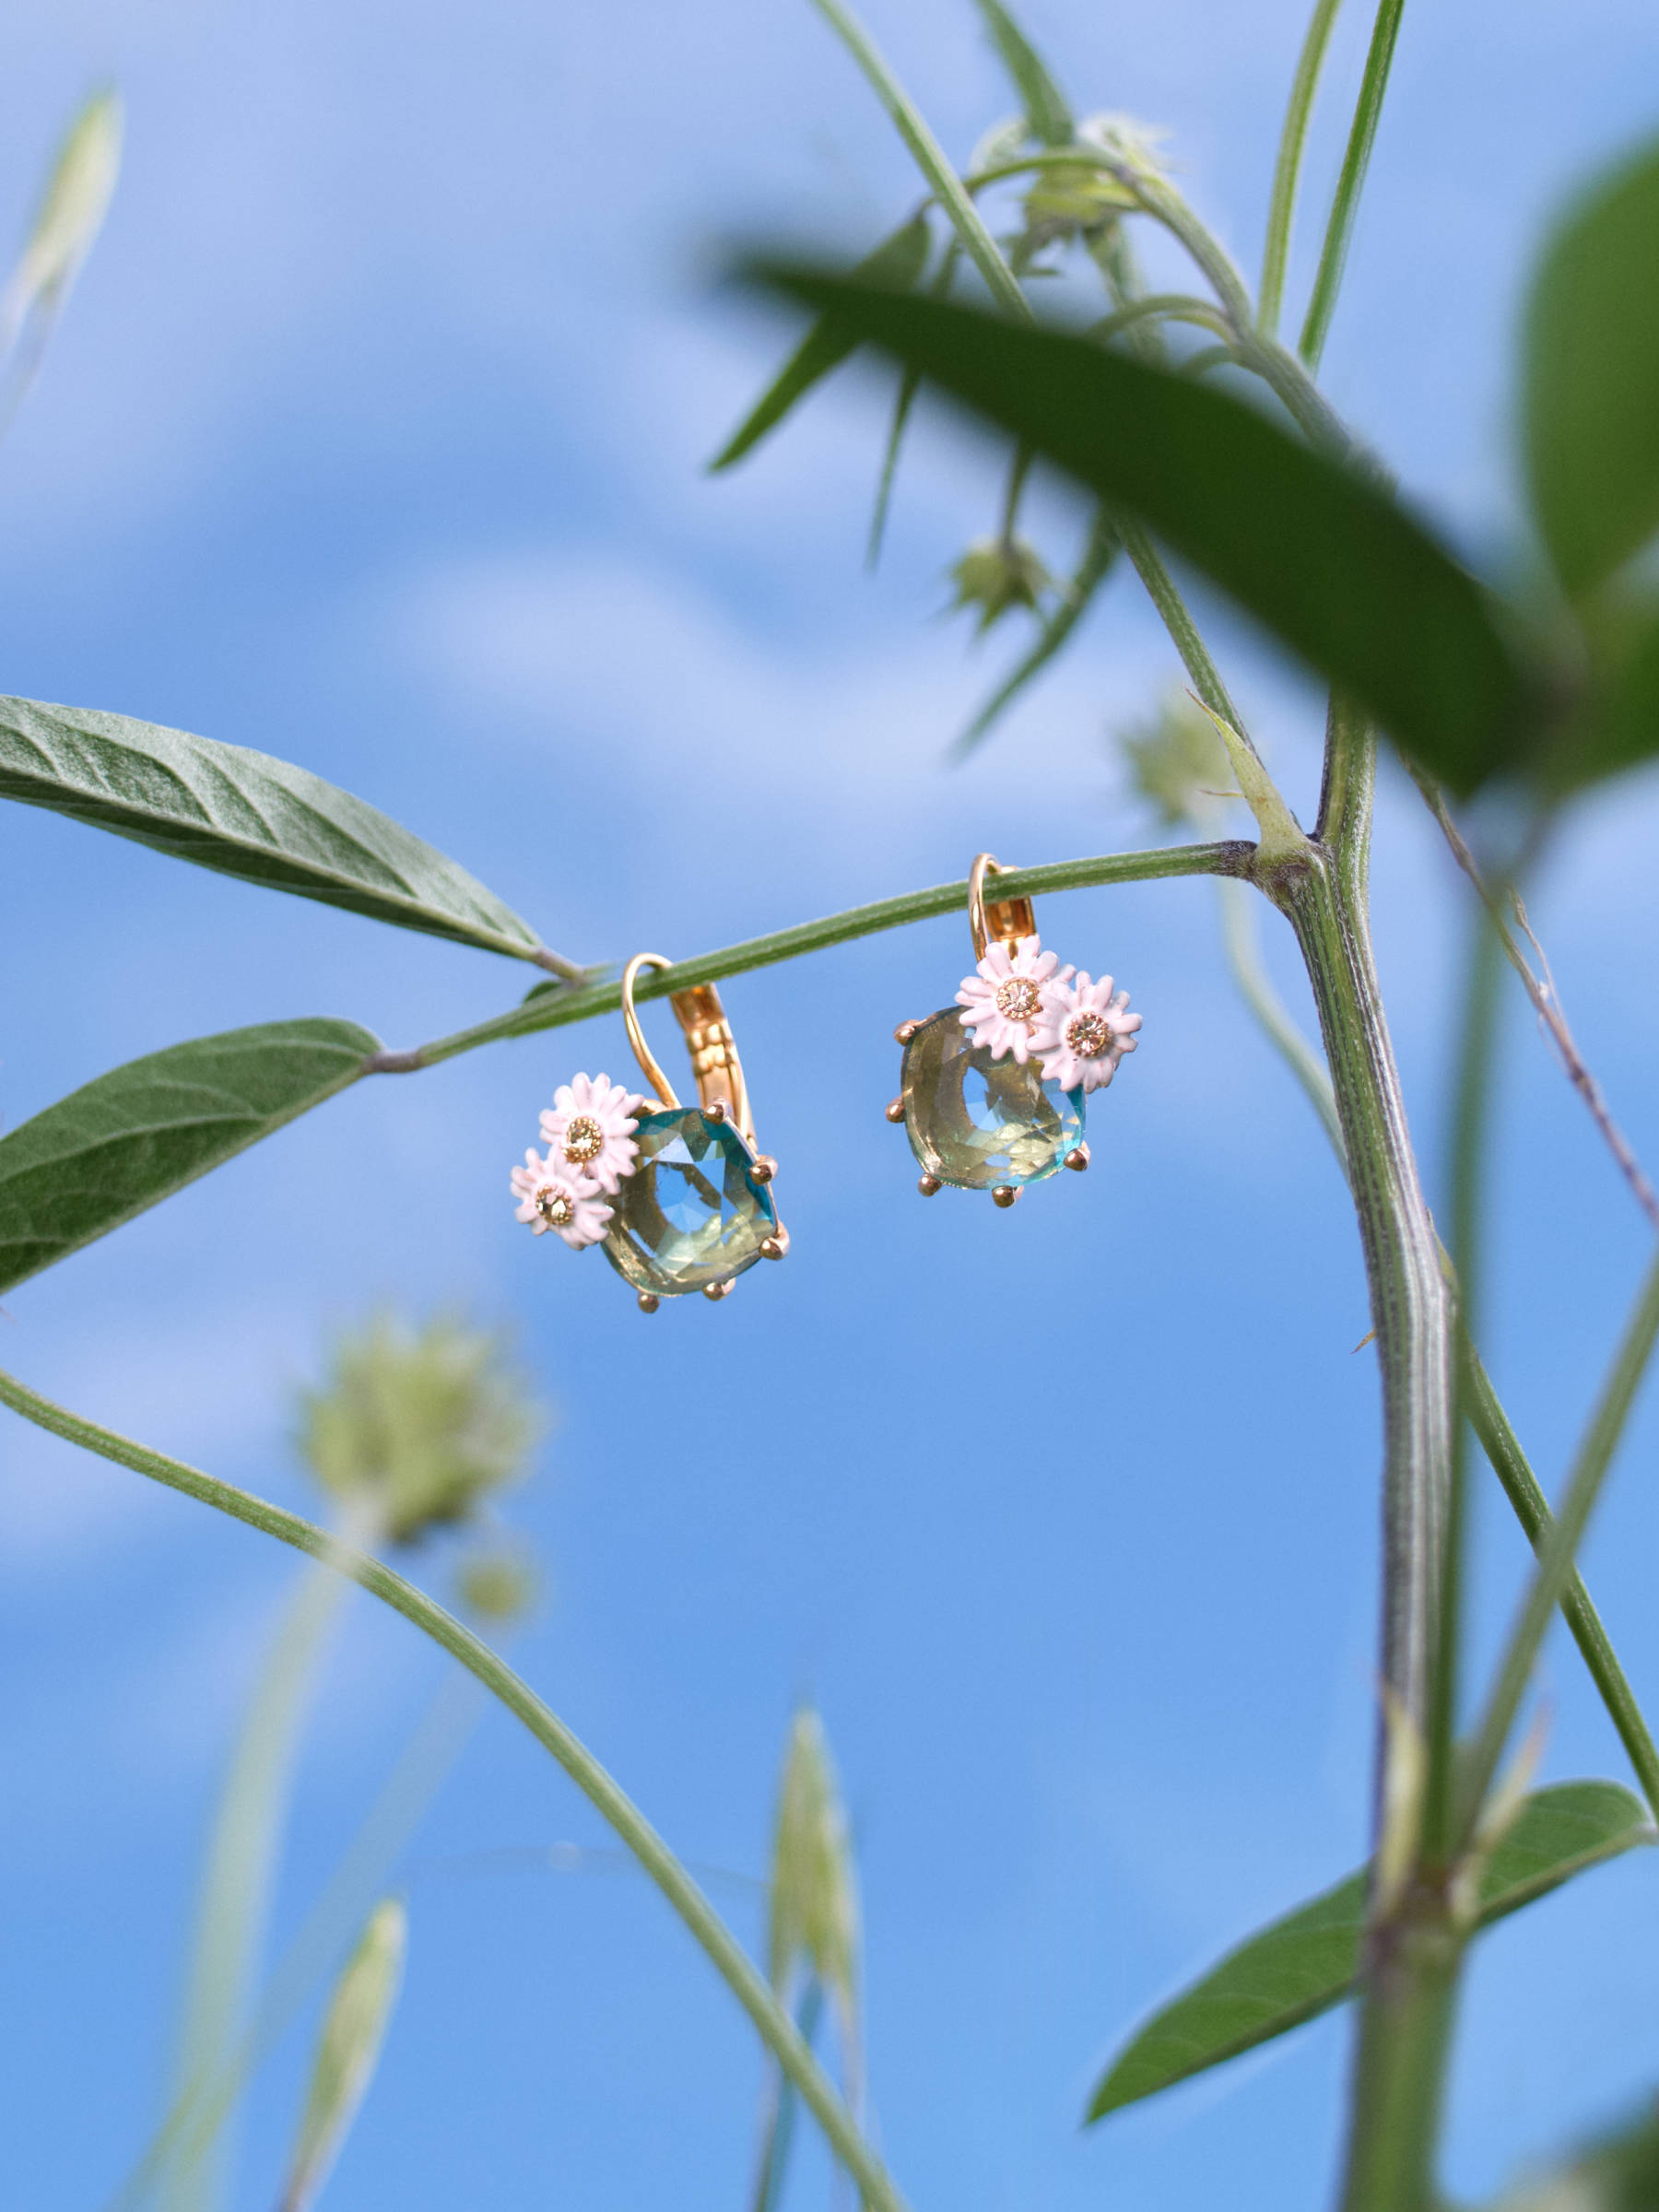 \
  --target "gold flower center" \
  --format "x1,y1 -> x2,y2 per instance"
536,1187 -> 575,1227
1065,1010 -> 1111,1059
561,1114 -> 605,1164
994,976 -> 1042,1025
